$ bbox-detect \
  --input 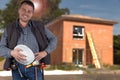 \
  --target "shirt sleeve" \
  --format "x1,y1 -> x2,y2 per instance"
0,29 -> 12,58
44,27 -> 57,54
